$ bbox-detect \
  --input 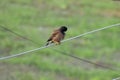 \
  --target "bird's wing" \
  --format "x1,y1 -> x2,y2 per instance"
47,30 -> 59,42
